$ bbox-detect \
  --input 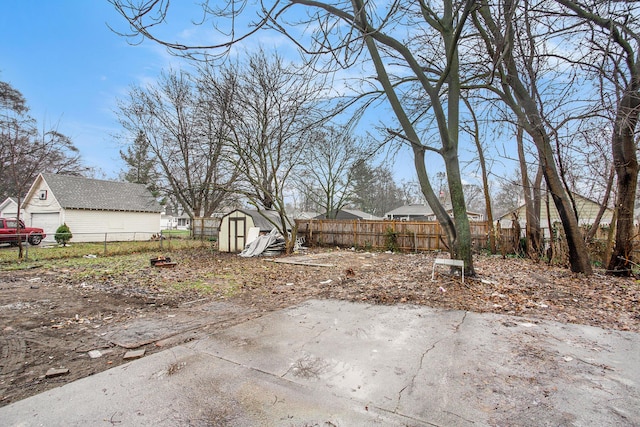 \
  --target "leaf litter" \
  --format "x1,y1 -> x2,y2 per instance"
0,247 -> 638,407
